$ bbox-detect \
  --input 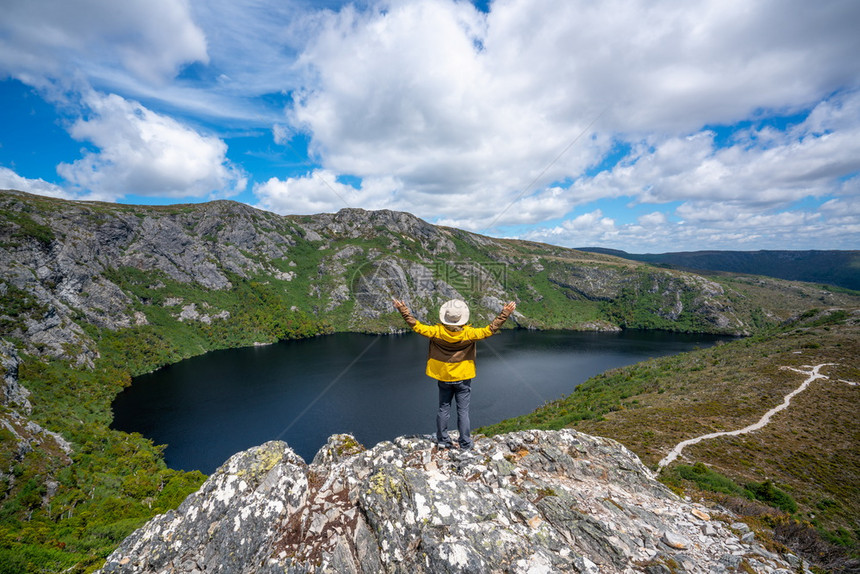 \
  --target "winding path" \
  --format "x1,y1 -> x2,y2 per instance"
657,363 -> 837,471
